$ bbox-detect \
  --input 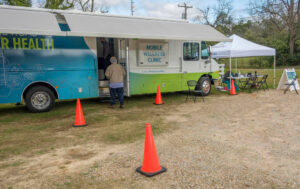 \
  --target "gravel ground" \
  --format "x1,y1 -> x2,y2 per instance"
1,90 -> 299,188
